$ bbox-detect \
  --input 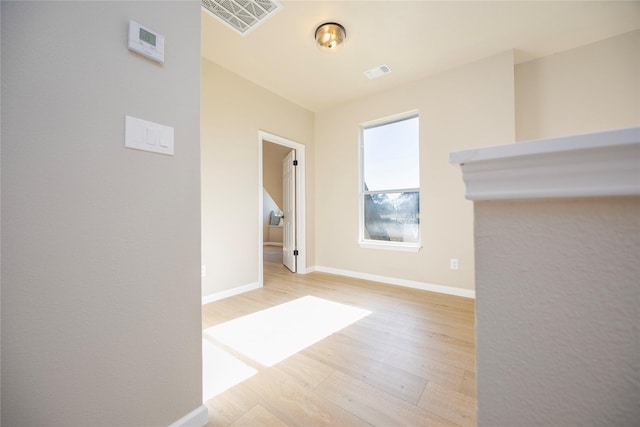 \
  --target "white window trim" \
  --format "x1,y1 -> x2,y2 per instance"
359,241 -> 422,252
358,110 -> 421,251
